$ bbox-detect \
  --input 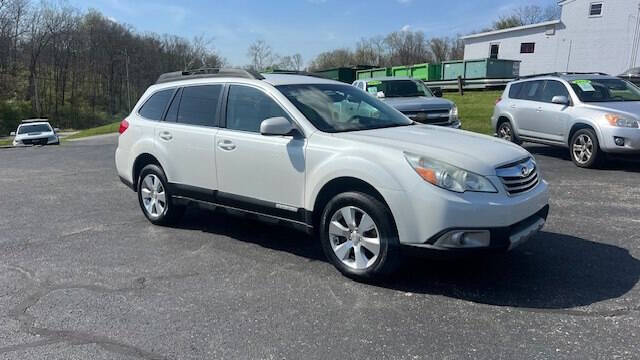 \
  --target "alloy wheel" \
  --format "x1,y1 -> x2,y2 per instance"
498,124 -> 513,141
572,134 -> 593,165
140,174 -> 166,218
328,206 -> 380,270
